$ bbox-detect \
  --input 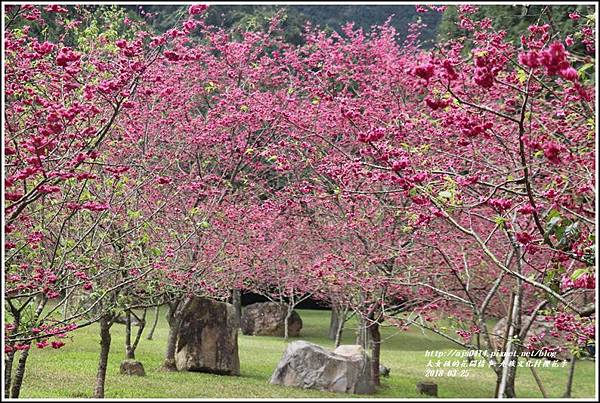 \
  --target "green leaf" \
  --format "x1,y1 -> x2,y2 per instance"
570,268 -> 588,281
139,233 -> 150,244
578,63 -> 594,78
545,209 -> 561,221
516,68 -> 527,84
127,210 -> 141,219
494,215 -> 506,229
